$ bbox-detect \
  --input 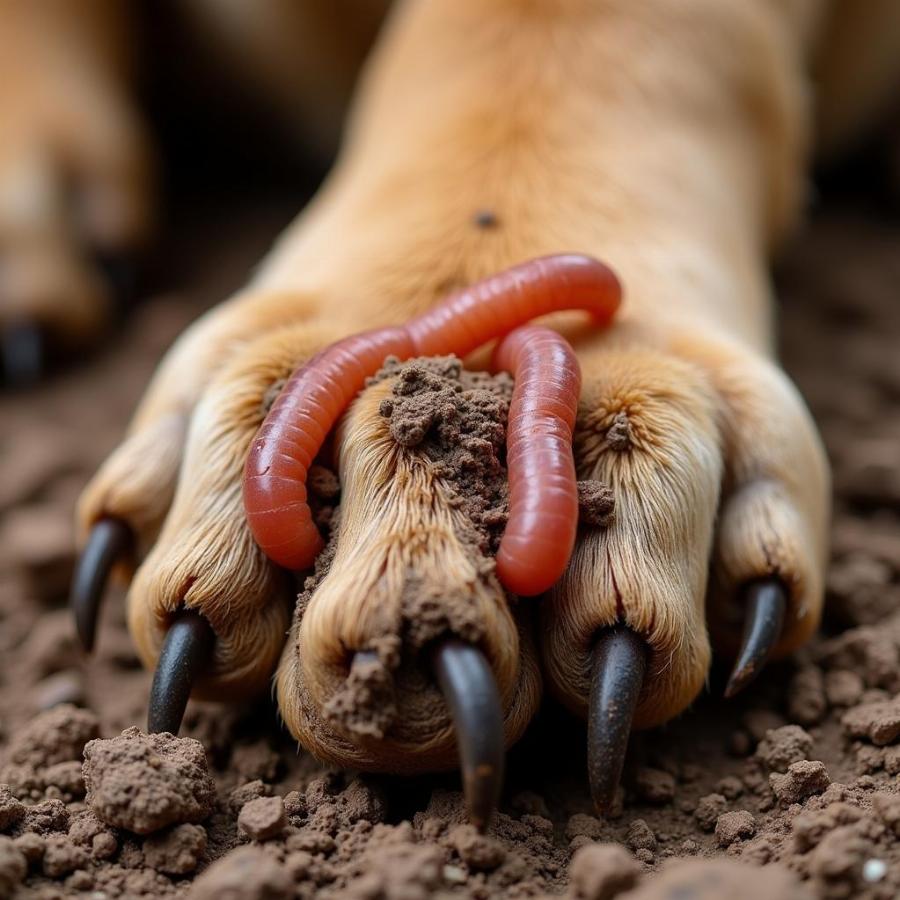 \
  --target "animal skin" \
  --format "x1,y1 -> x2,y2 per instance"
4,1 -> 900,778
